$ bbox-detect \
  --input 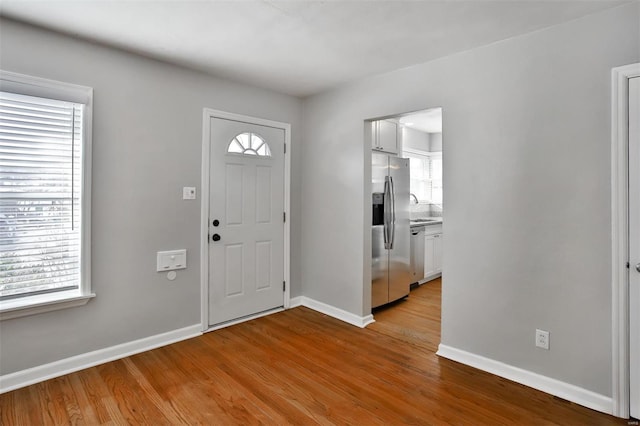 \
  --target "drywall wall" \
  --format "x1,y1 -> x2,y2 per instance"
402,127 -> 430,151
429,133 -> 442,152
300,3 -> 639,396
0,19 -> 302,375
402,128 -> 442,153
